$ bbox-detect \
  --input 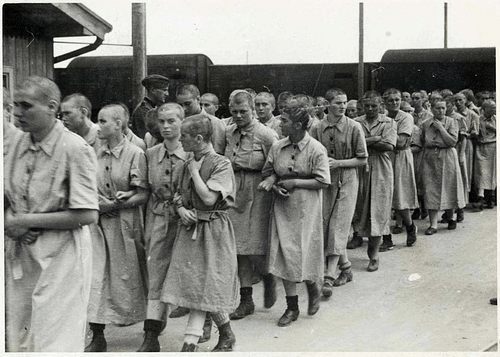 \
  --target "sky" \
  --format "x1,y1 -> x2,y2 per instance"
54,0 -> 499,68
